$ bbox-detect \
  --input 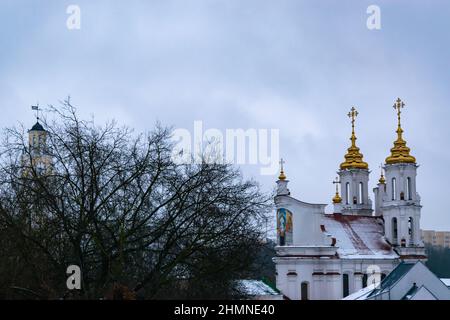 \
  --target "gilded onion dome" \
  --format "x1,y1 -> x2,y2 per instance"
340,107 -> 369,170
385,98 -> 416,165
332,192 -> 342,204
